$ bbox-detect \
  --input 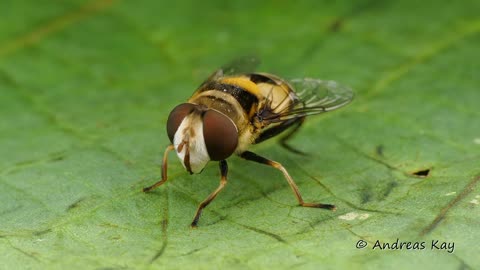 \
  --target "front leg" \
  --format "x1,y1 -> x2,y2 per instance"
191,160 -> 228,227
143,145 -> 175,192
239,151 -> 335,210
